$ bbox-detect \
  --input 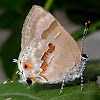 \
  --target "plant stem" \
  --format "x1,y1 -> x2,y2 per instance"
44,0 -> 54,11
